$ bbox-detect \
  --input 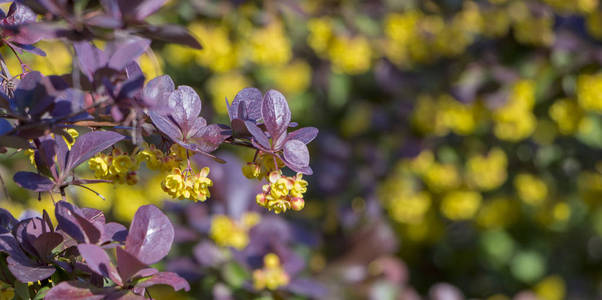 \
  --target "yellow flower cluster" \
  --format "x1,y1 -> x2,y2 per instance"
514,174 -> 548,206
493,80 -> 537,141
209,213 -> 260,250
440,190 -> 482,221
190,23 -> 241,72
135,143 -> 185,172
577,73 -> 602,113
207,72 -> 250,114
542,0 -> 598,14
306,17 -> 372,74
249,22 -> 292,67
161,167 -> 212,202
255,171 -> 308,214
252,253 -> 290,291
549,98 -> 584,135
466,148 -> 508,191
242,154 -> 284,180
412,94 -> 481,136
88,149 -> 138,185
